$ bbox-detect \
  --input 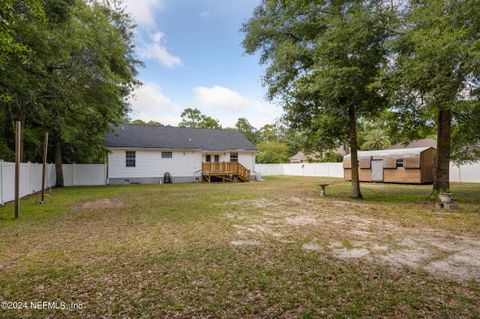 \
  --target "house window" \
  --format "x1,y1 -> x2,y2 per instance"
214,155 -> 220,162
396,159 -> 404,167
126,151 -> 136,167
162,151 -> 173,159
230,152 -> 238,162
206,155 -> 211,162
